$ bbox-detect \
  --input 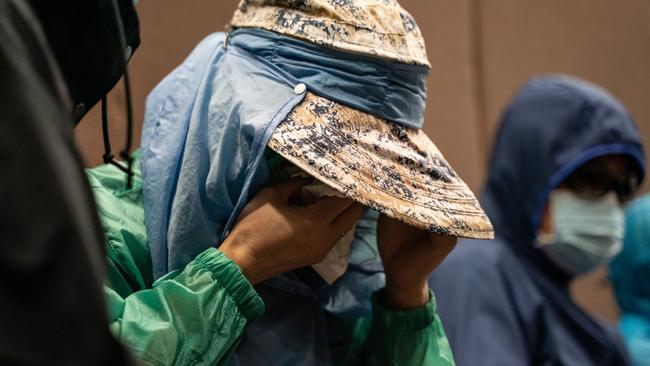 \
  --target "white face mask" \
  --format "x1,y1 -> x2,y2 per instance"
538,190 -> 624,275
